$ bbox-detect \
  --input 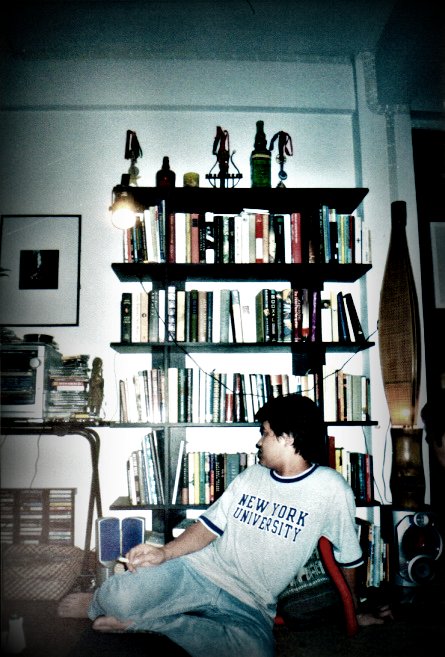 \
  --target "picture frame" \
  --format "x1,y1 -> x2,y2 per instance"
0,215 -> 81,326
430,222 -> 445,309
